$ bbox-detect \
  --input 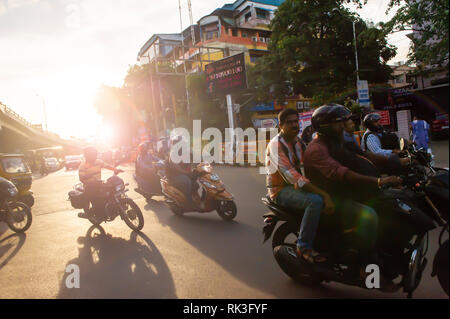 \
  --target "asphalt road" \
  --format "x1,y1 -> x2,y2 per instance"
0,146 -> 448,299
